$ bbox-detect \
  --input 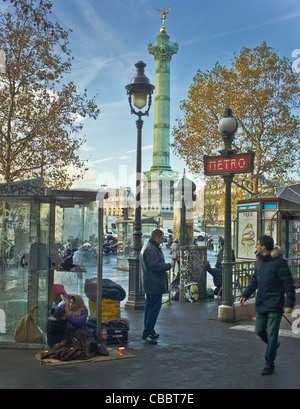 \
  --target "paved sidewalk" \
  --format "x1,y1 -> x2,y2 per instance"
1,299 -> 300,390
